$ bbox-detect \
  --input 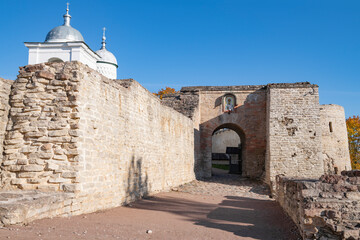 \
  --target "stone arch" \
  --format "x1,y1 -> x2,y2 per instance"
212,123 -> 245,174
201,121 -> 247,178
